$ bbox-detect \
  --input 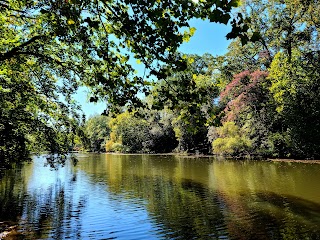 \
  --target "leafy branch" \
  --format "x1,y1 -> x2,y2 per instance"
0,35 -> 48,62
